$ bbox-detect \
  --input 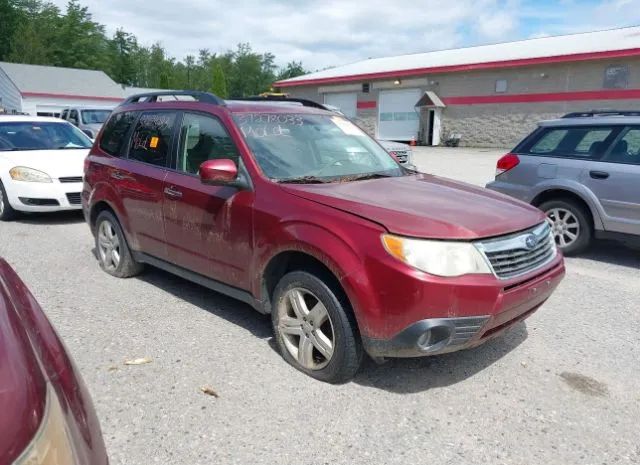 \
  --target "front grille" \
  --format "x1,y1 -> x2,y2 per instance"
393,150 -> 409,163
59,176 -> 83,183
66,192 -> 82,205
475,222 -> 556,279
